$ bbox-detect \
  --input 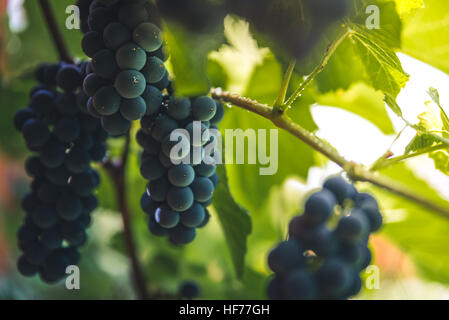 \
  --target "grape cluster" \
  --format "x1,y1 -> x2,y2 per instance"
13,62 -> 107,283
81,0 -> 169,136
138,96 -> 224,245
267,177 -> 383,300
